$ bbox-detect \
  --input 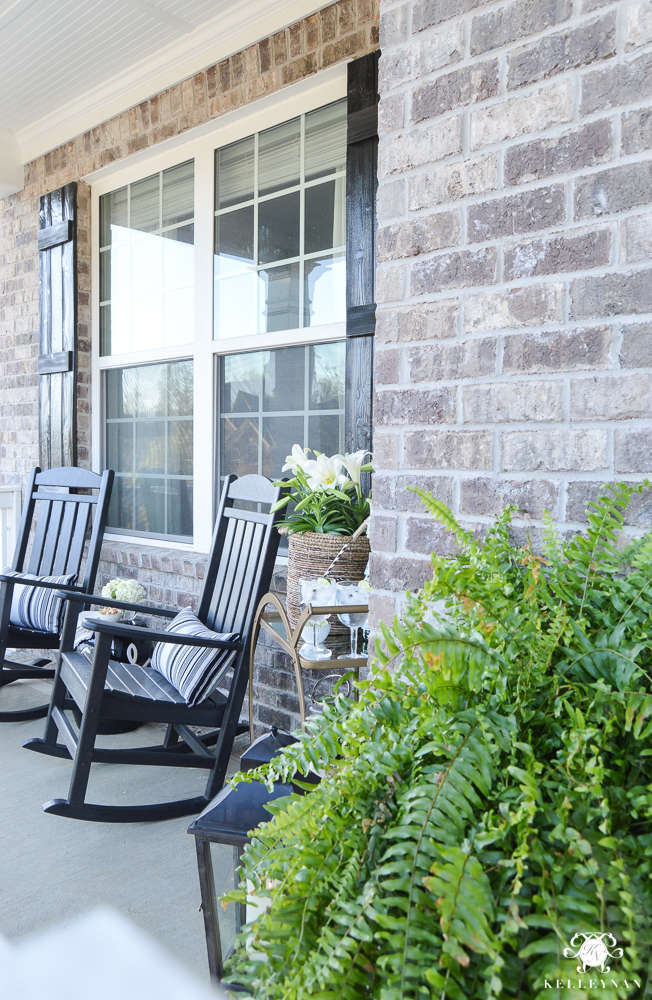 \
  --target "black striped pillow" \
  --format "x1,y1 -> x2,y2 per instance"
151,607 -> 240,707
3,569 -> 77,633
